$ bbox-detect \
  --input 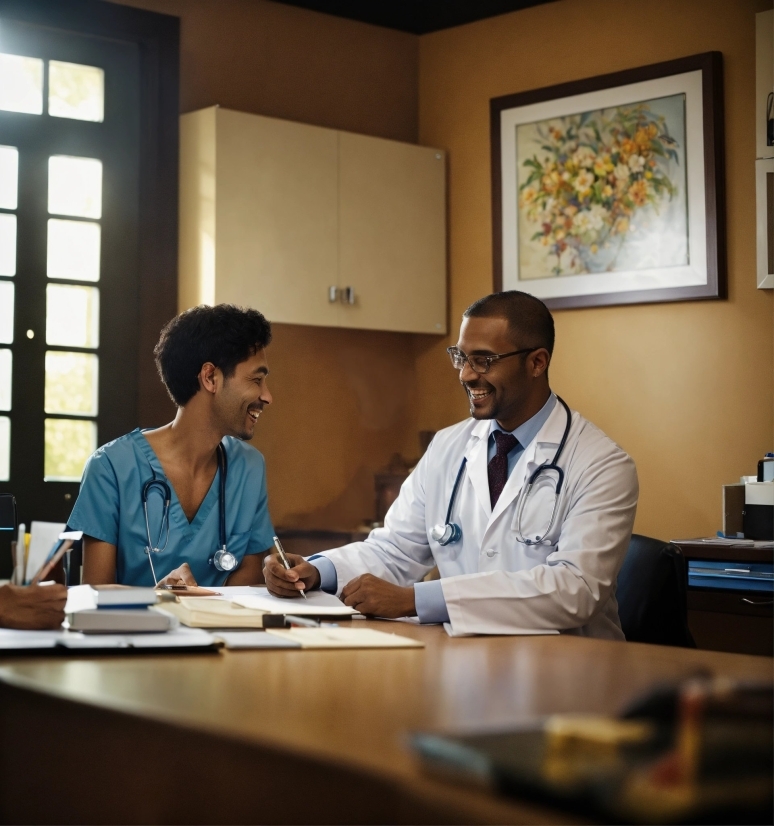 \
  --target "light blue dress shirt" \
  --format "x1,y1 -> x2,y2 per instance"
311,394 -> 558,621
68,428 -> 275,587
